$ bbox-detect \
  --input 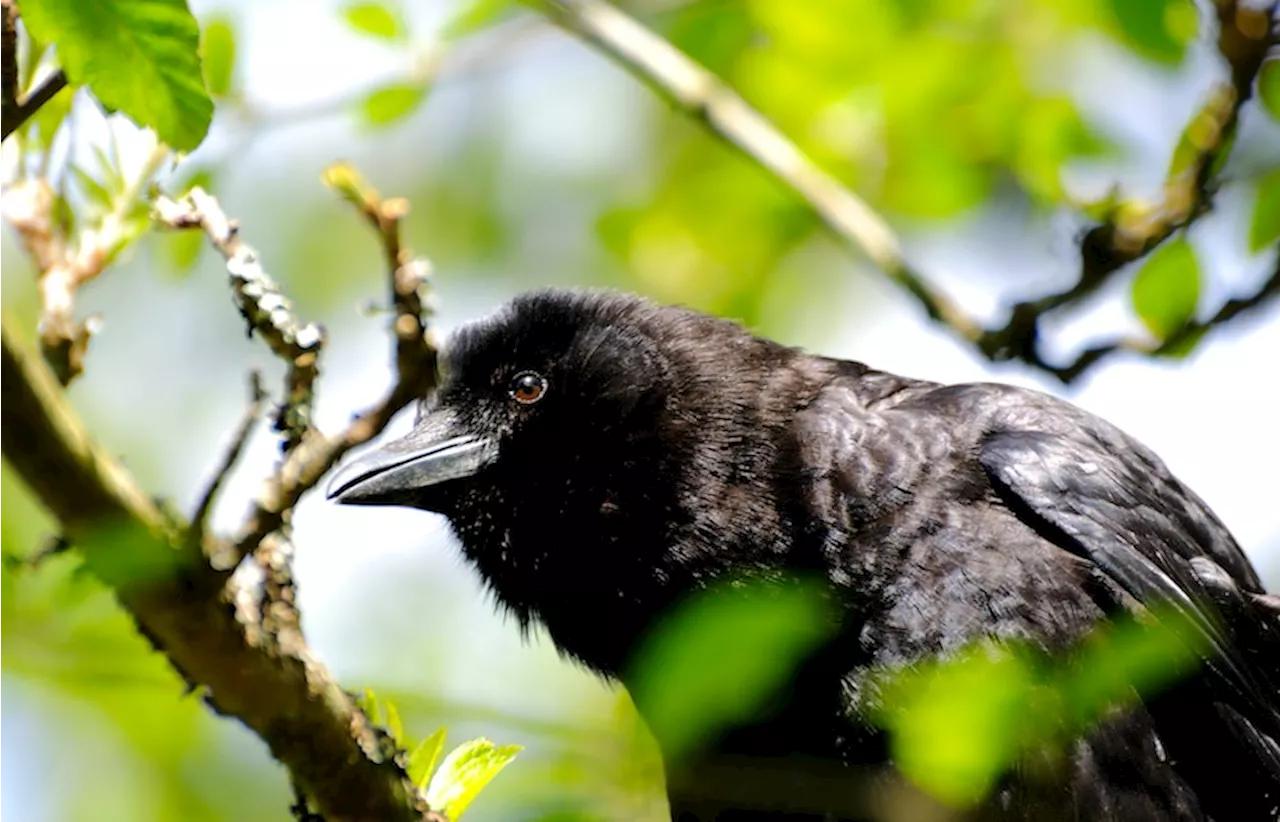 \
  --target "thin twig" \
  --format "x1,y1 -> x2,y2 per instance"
231,168 -> 439,562
154,188 -> 326,451
324,161 -> 438,400
1046,255 -> 1280,383
3,143 -> 169,383
2,69 -> 67,140
189,371 -> 266,553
